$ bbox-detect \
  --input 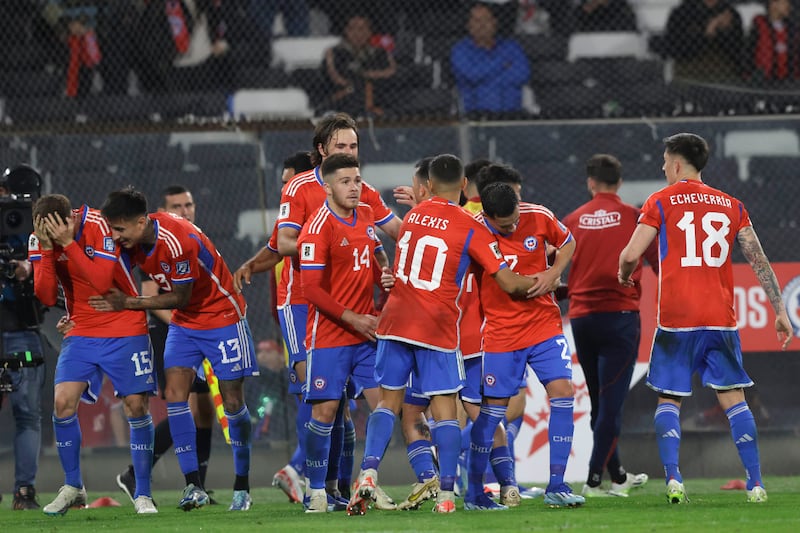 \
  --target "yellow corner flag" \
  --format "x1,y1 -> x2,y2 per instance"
202,358 -> 230,444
